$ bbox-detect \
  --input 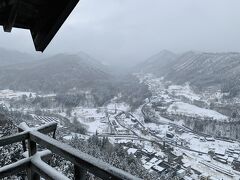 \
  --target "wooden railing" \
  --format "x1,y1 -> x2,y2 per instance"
0,122 -> 141,180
